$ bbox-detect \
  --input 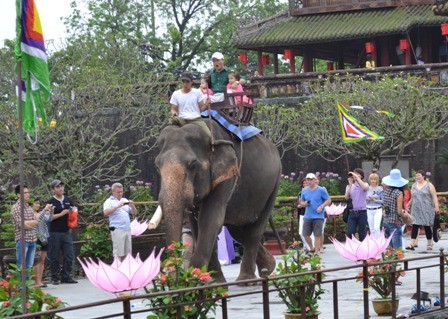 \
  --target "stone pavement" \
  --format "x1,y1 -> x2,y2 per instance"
45,231 -> 448,319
